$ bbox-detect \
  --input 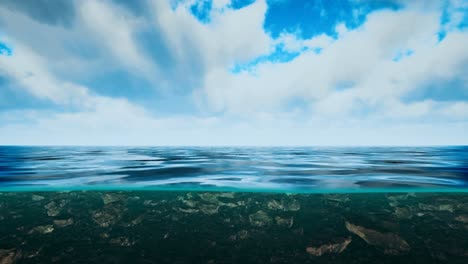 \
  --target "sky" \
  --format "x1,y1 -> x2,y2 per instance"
0,0 -> 467,146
